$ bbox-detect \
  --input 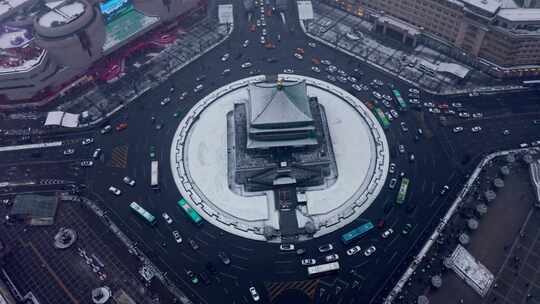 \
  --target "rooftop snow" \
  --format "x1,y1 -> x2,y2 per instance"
38,2 -> 85,28
0,27 -> 31,49
462,0 -> 501,15
0,0 -> 30,17
497,8 -> 540,22
449,245 -> 495,297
